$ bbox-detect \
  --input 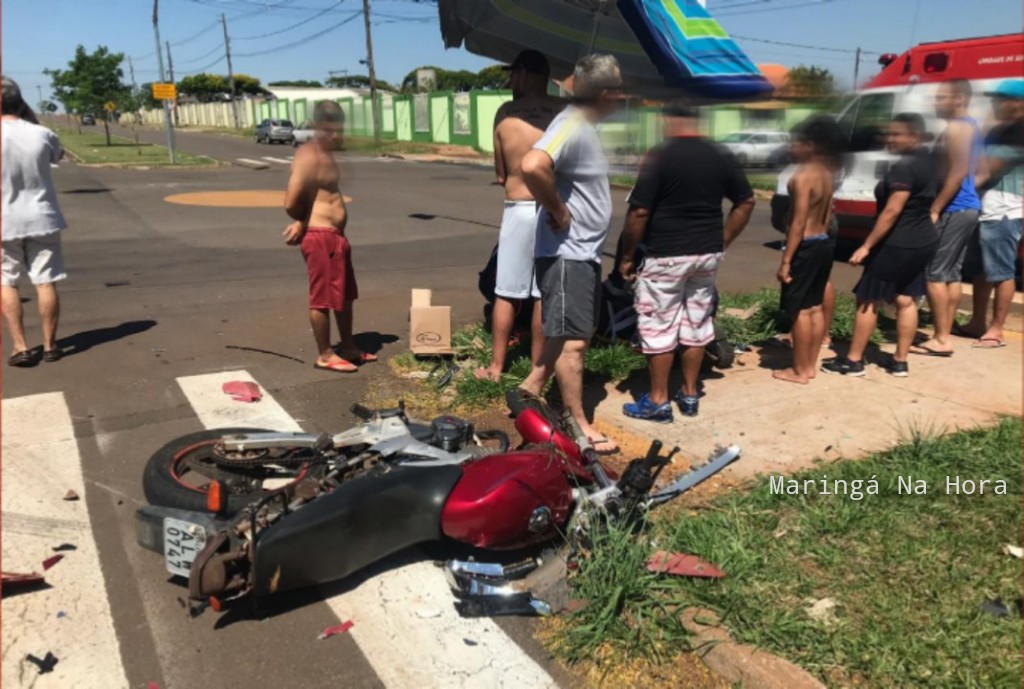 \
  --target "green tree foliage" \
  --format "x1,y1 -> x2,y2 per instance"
784,65 -> 836,100
475,65 -> 508,90
232,74 -> 265,96
45,45 -> 129,145
177,73 -> 228,101
324,74 -> 396,92
268,80 -> 324,87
